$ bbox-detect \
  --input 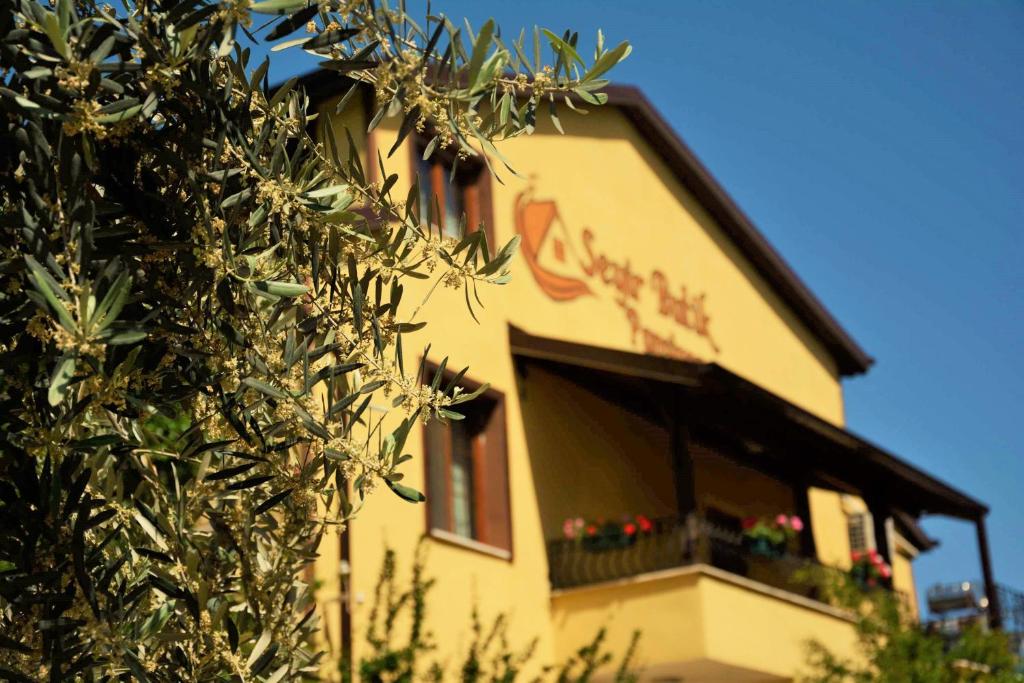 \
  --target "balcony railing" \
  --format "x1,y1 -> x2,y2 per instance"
927,582 -> 1024,654
547,515 -> 824,601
